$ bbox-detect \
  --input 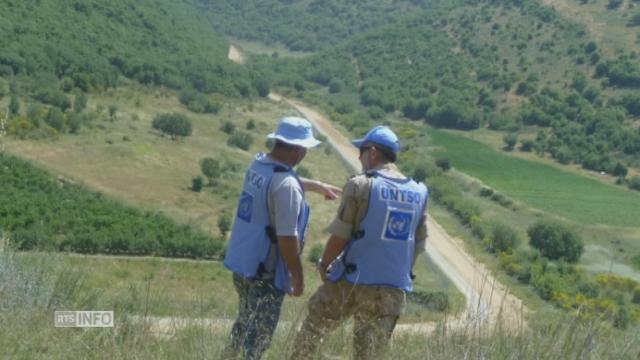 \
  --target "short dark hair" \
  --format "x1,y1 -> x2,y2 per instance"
274,139 -> 300,151
363,142 -> 396,162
